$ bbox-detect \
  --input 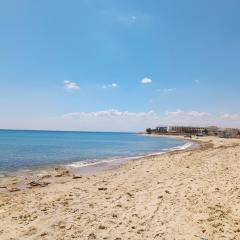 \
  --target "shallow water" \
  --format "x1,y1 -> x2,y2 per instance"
0,130 -> 188,172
